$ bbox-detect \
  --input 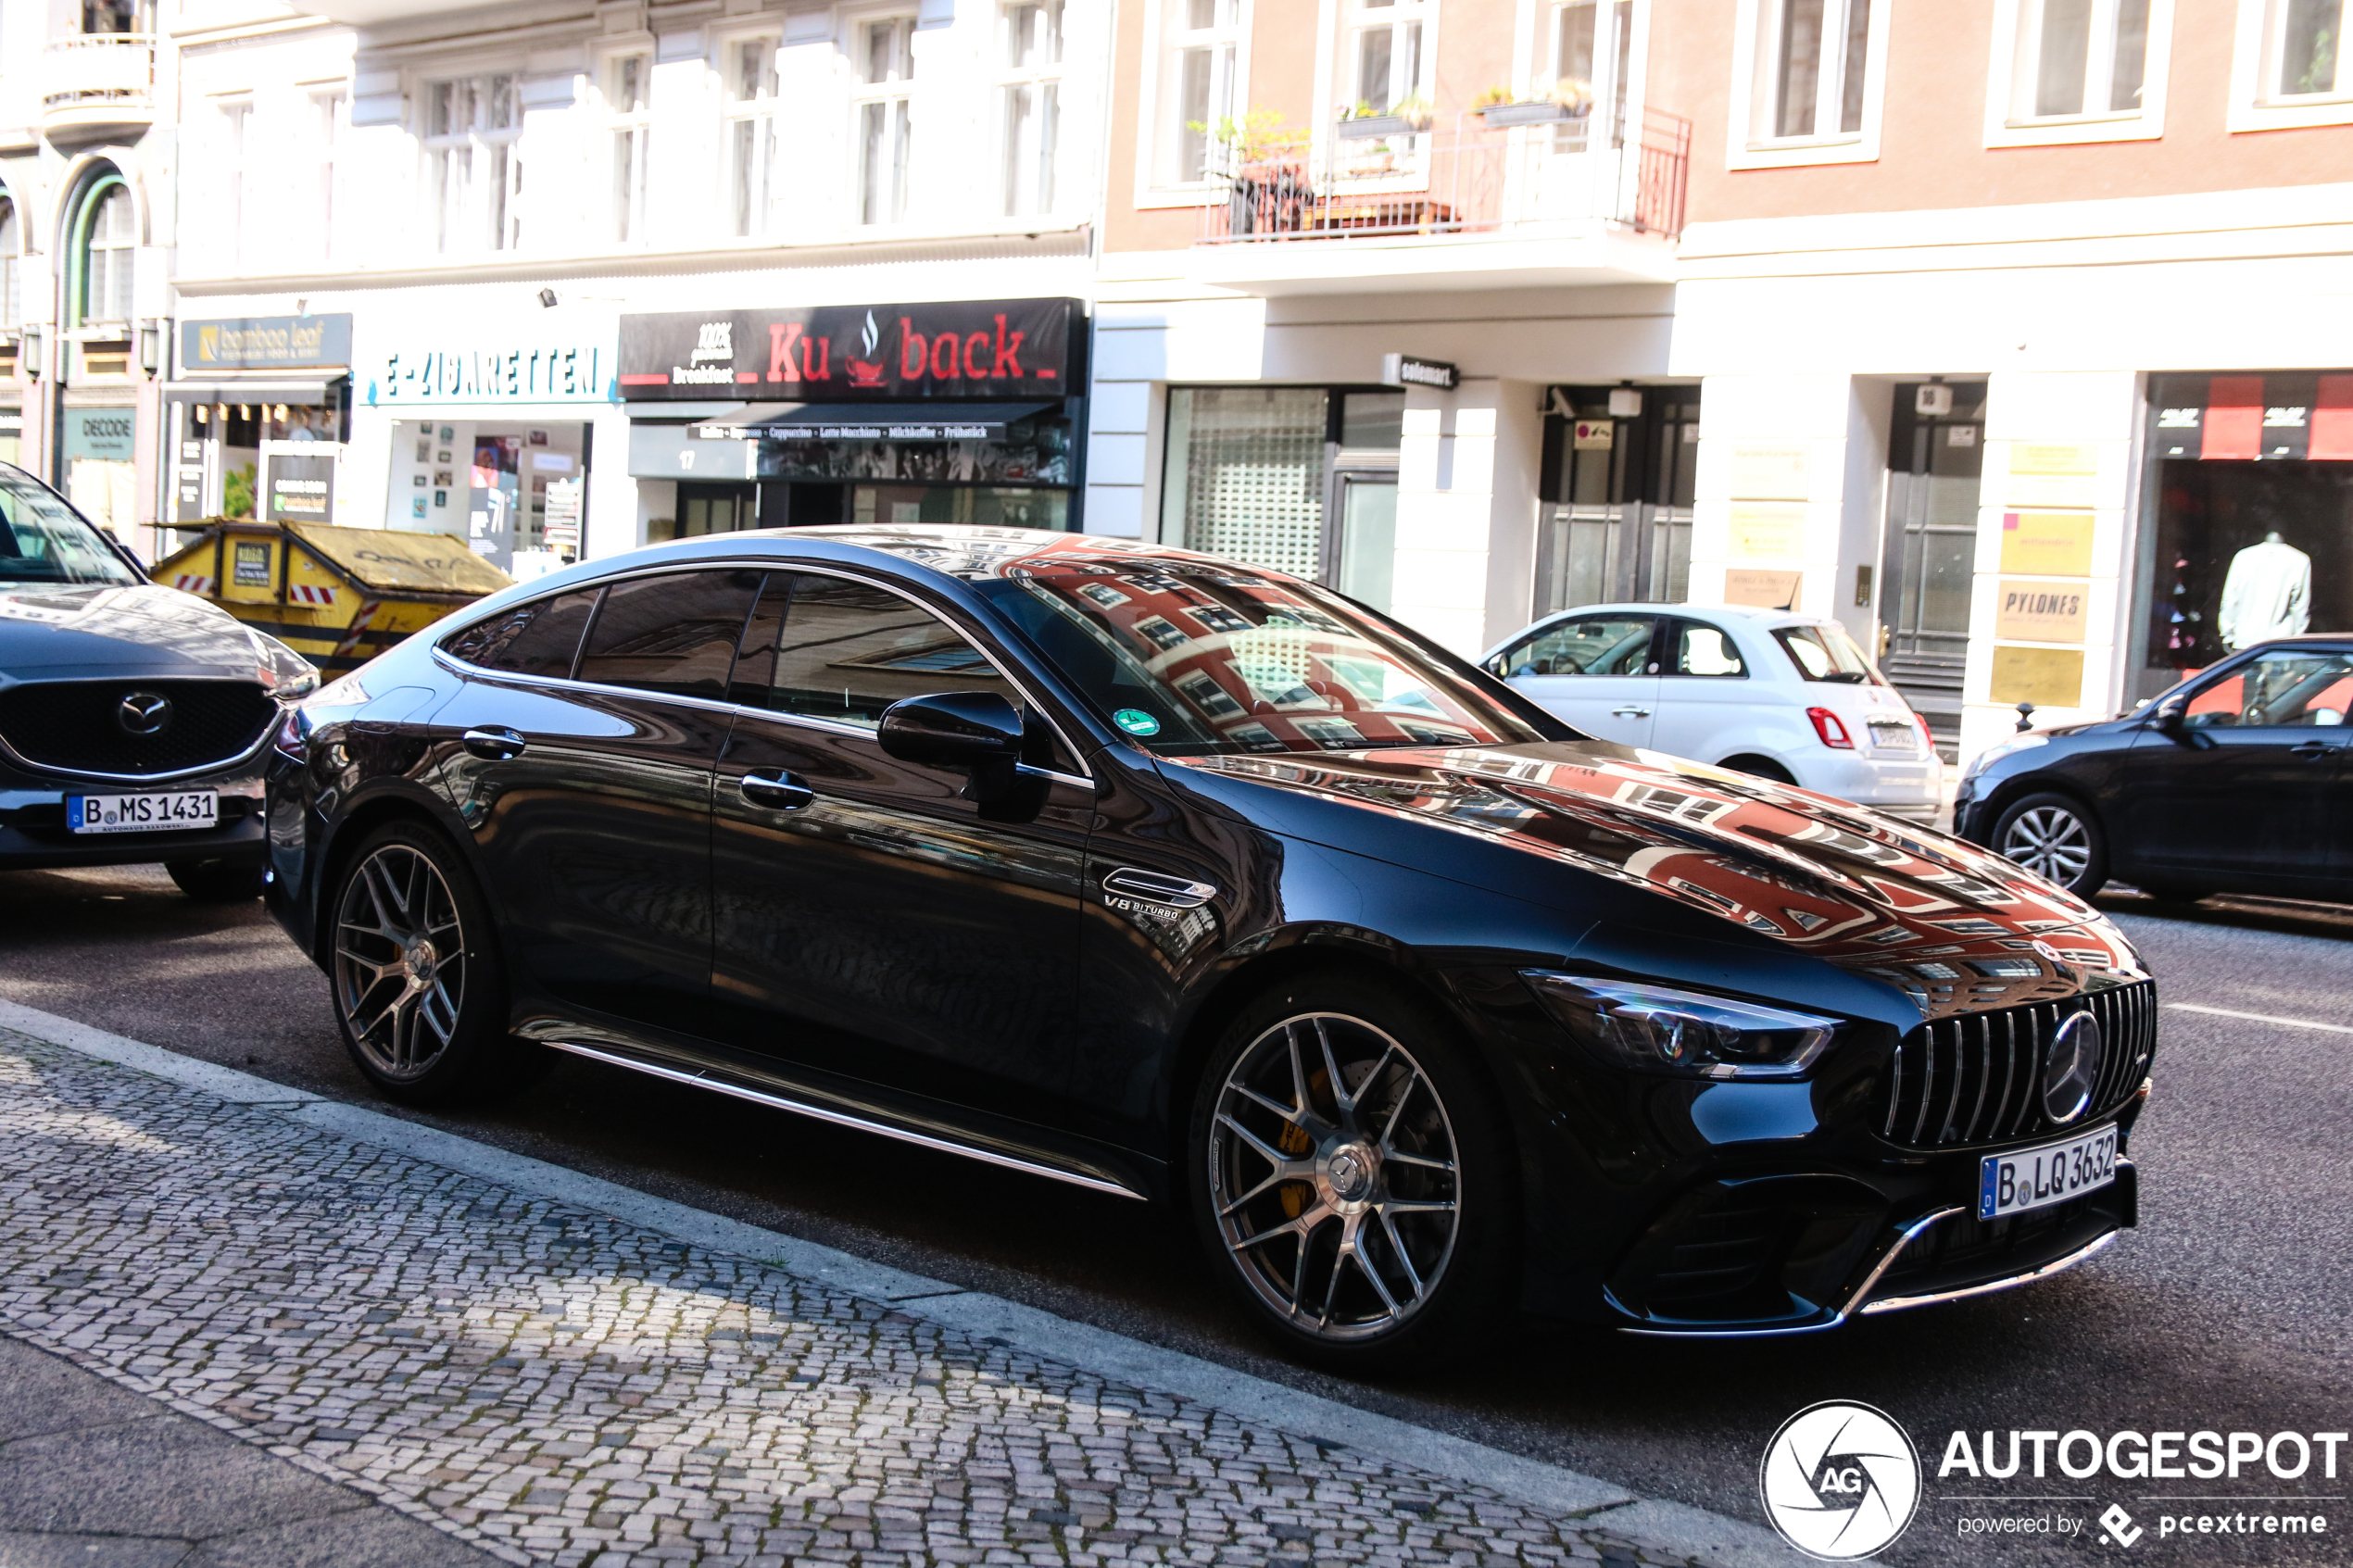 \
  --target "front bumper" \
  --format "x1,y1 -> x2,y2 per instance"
0,759 -> 269,871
